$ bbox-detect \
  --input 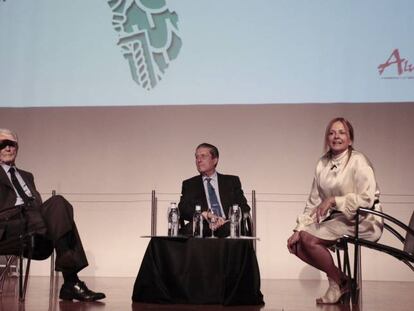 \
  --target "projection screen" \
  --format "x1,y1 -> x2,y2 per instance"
0,0 -> 413,107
